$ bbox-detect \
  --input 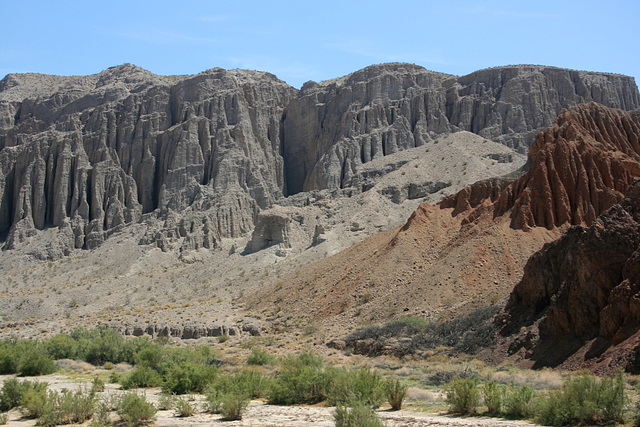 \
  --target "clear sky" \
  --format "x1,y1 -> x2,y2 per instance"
1,0 -> 638,89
